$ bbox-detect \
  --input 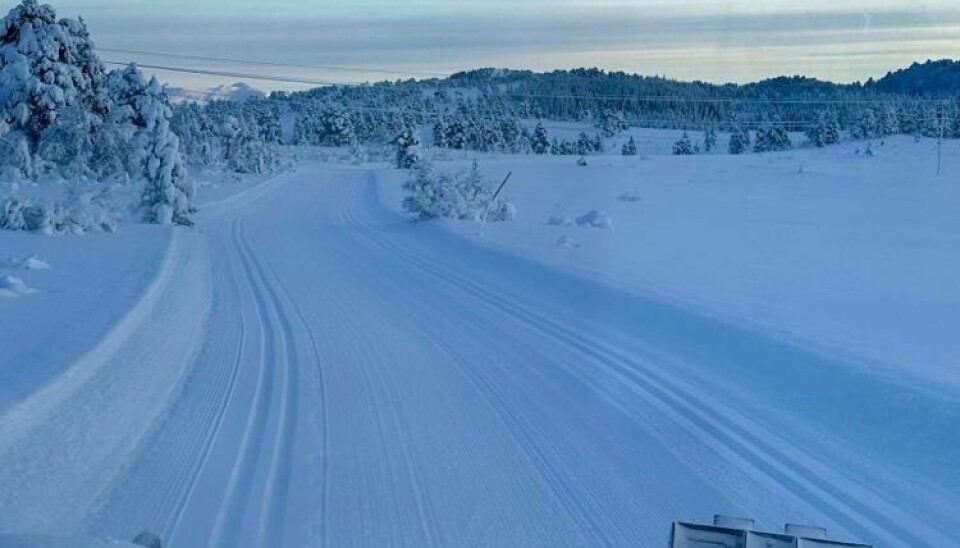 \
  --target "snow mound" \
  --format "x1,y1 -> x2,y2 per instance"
487,201 -> 517,222
547,215 -> 574,226
575,210 -> 614,229
556,234 -> 581,248
20,255 -> 51,270
0,274 -> 35,297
